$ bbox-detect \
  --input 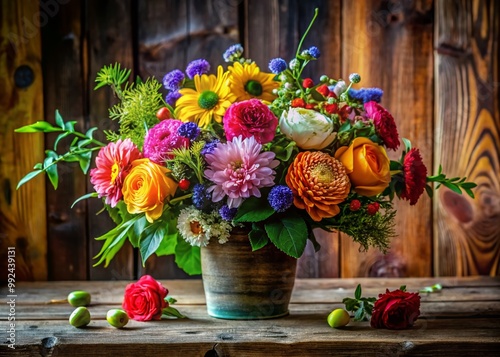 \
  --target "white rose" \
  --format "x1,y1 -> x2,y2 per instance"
279,108 -> 336,150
